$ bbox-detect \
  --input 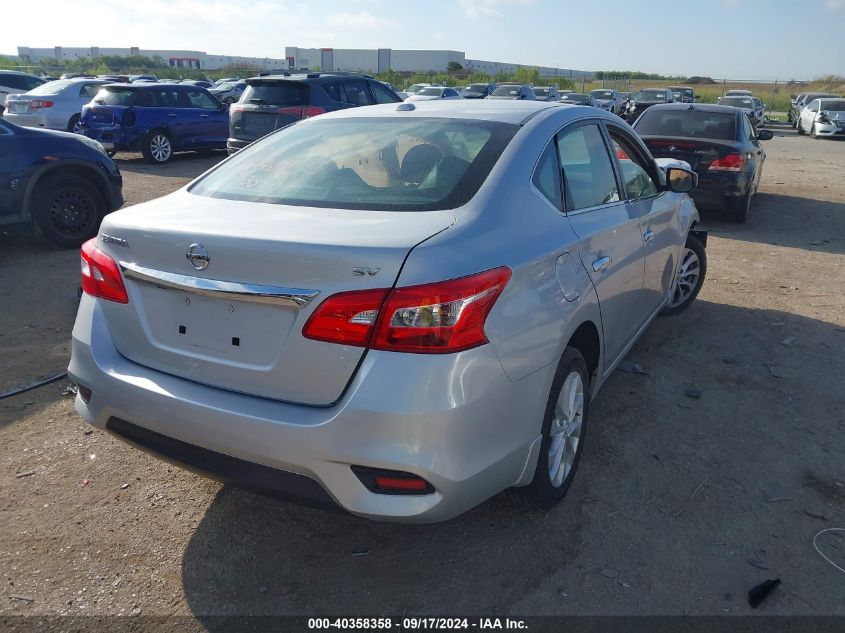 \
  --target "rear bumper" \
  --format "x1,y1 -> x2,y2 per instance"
4,112 -> 54,129
68,295 -> 548,523
689,171 -> 752,207
226,137 -> 251,153
82,126 -> 143,152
